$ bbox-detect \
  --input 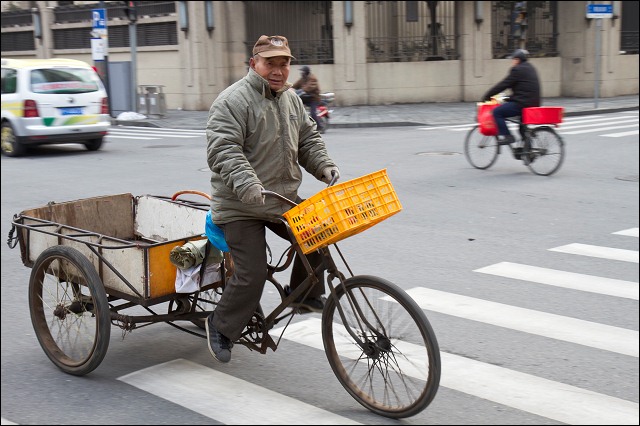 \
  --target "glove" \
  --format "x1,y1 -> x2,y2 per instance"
321,166 -> 340,184
240,184 -> 265,205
